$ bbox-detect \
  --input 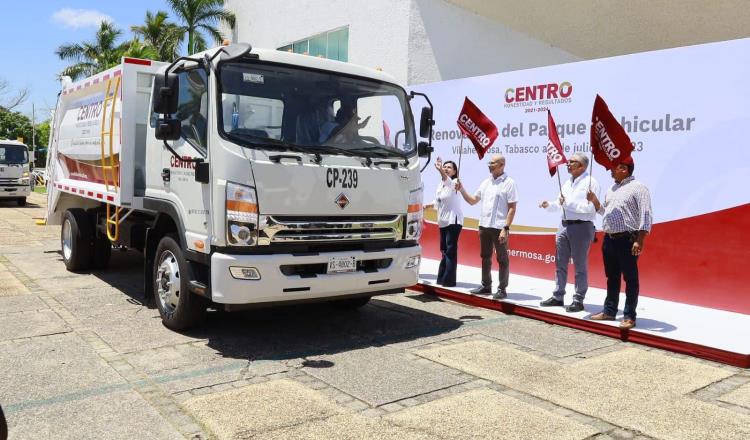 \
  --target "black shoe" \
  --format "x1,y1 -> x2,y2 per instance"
442,282 -> 456,288
565,301 -> 584,313
540,297 -> 564,307
492,289 -> 507,300
470,286 -> 491,295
